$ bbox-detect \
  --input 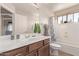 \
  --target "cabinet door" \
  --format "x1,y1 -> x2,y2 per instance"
29,40 -> 43,52
38,44 -> 50,56
27,50 -> 37,56
0,54 -> 3,56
